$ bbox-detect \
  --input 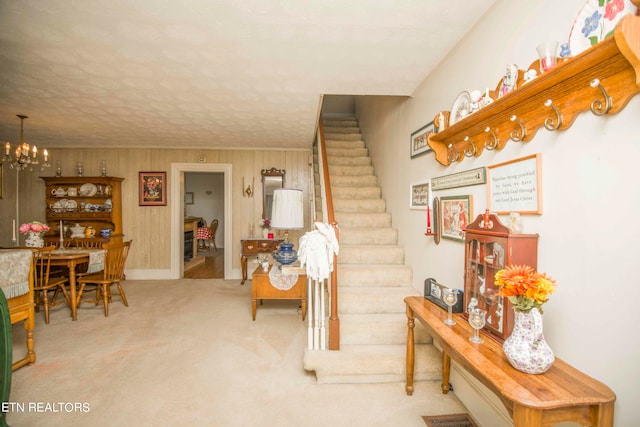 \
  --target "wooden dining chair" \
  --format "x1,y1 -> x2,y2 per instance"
32,245 -> 71,324
76,240 -> 131,317
207,219 -> 219,251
